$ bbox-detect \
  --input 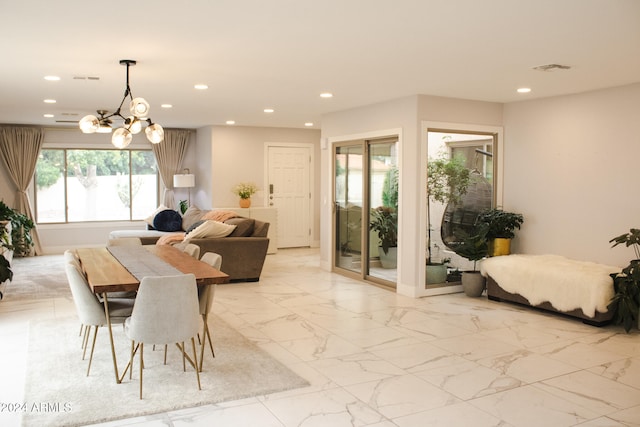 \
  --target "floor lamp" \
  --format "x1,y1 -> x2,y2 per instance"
173,168 -> 195,207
